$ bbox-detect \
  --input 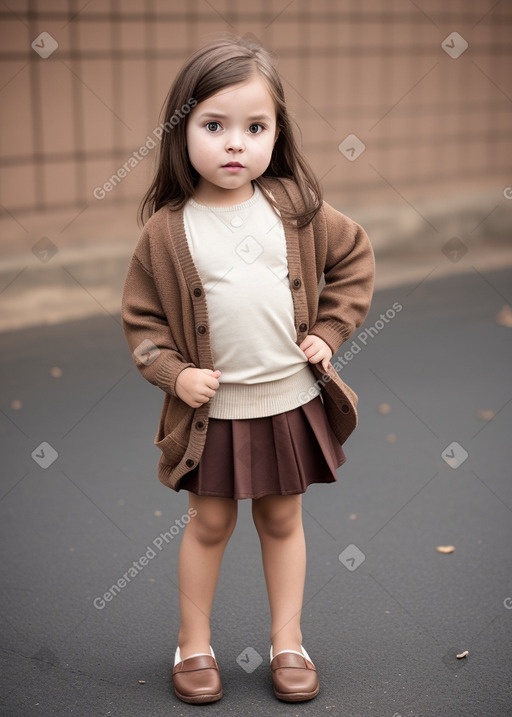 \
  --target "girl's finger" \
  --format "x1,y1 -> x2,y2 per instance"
307,348 -> 323,363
